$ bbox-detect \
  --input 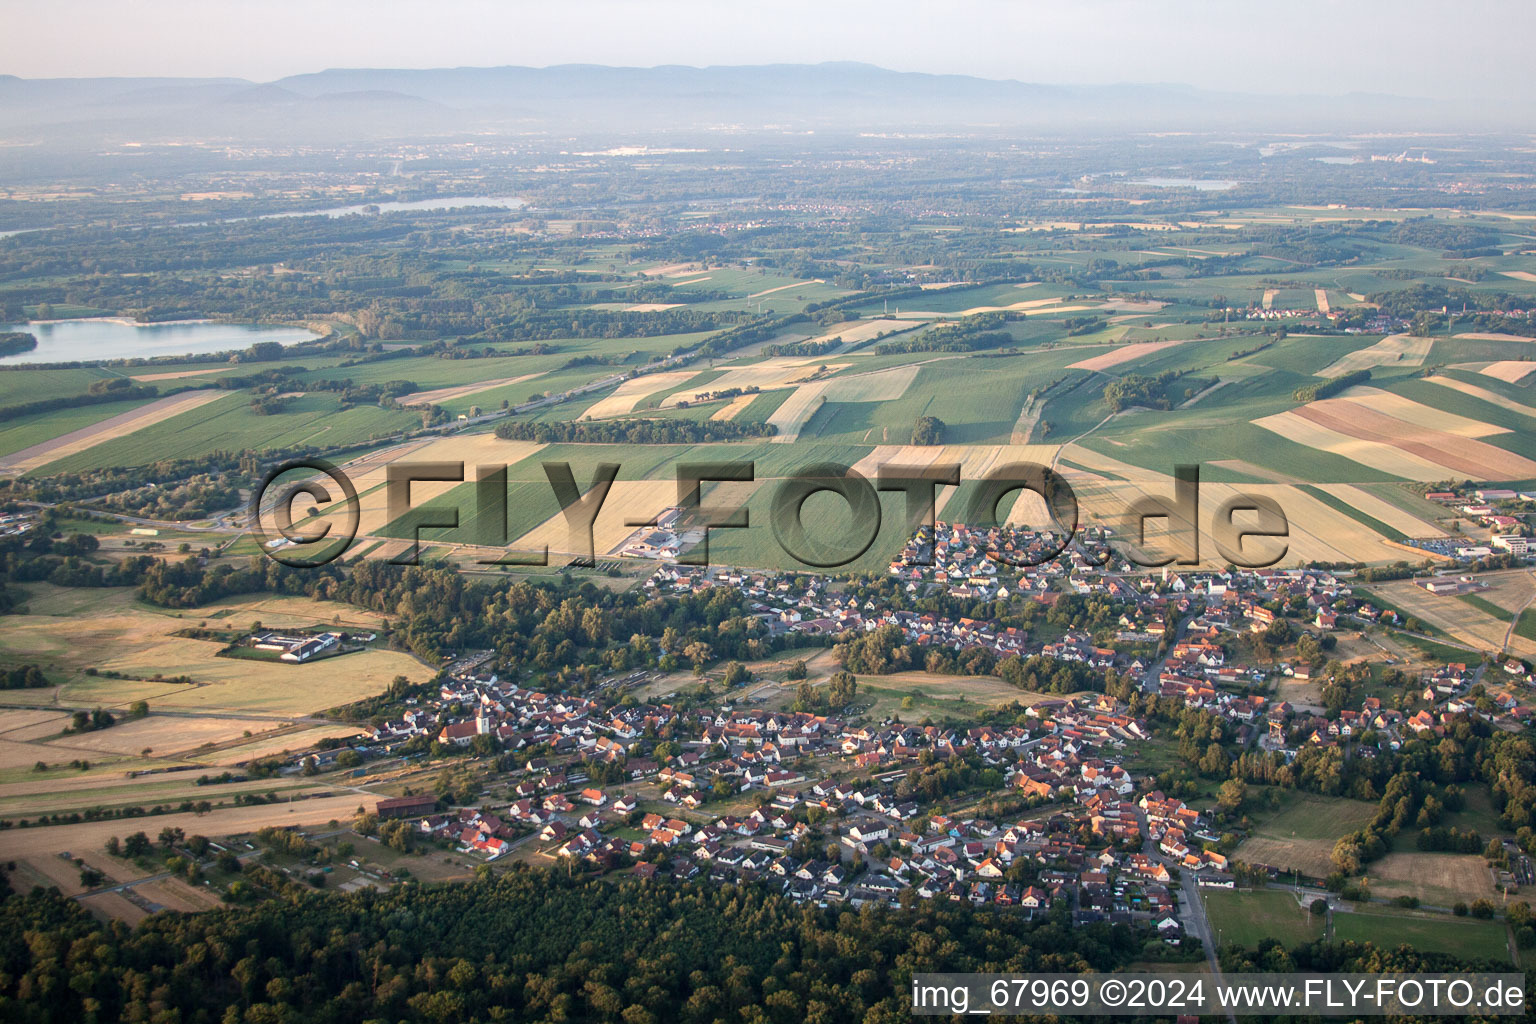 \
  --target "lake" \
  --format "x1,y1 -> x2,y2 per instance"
286,196 -> 526,218
0,319 -> 322,365
0,196 -> 527,239
1132,177 -> 1239,191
